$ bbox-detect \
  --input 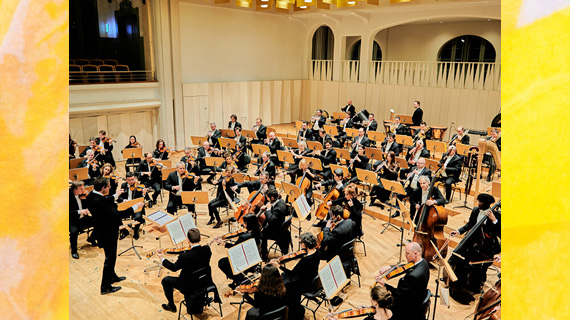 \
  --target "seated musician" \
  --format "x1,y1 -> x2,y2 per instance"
269,232 -> 320,319
327,285 -> 394,320
216,151 -> 237,173
402,158 -> 431,197
448,126 -> 470,147
217,212 -> 262,287
207,166 -> 237,228
164,162 -> 201,216
315,168 -> 349,199
339,184 -> 363,239
207,122 -> 222,149
264,132 -> 282,165
381,133 -> 401,157
180,147 -> 203,188
286,141 -> 312,182
243,264 -> 287,320
412,121 -> 432,146
319,205 -> 355,261
229,114 -> 242,131
314,139 -> 337,180
197,141 -> 221,184
390,116 -> 408,136
79,137 -> 101,159
318,128 -> 334,147
232,171 -> 271,195
370,151 -> 399,210
136,152 -> 163,205
366,113 -> 378,133
410,176 -> 445,221
448,193 -> 500,304
234,127 -> 247,146
297,121 -> 313,142
153,139 -> 171,160
406,140 -> 430,168
101,163 -> 119,196
336,112 -> 353,146
249,117 -> 267,149
69,181 -> 96,259
311,109 -> 327,139
255,151 -> 276,181
157,228 -> 214,314
69,135 -> 77,159
122,135 -> 142,173
436,145 -> 463,203
117,172 -> 149,239
348,146 -> 369,184
284,158 -> 317,207
80,149 -> 101,185
375,242 -> 429,320
342,99 -> 356,118
260,187 -> 289,261
350,127 -> 371,158
483,128 -> 501,176
233,142 -> 248,172
96,130 -> 115,167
